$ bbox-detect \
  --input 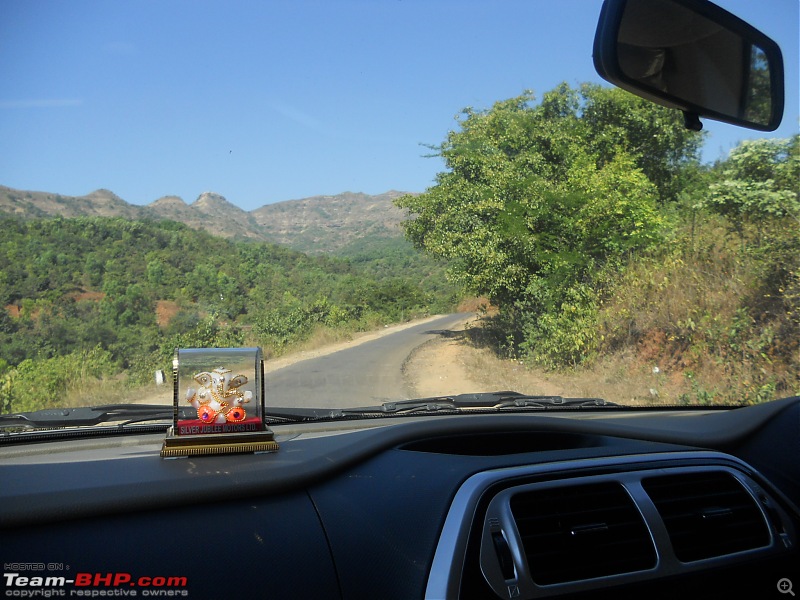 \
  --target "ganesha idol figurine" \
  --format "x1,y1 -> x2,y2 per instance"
186,367 -> 252,424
